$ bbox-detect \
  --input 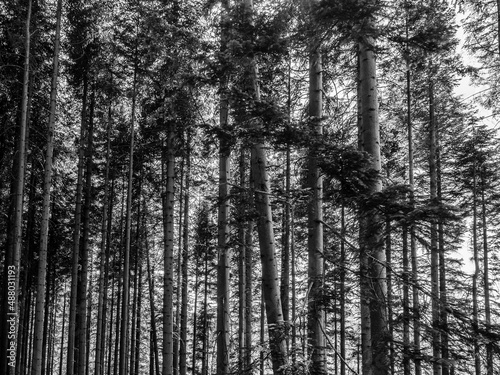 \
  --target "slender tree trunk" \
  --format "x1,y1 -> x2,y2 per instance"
480,170 -> 492,375
245,181 -> 254,375
146,236 -> 160,375
95,104 -> 113,375
192,248 -> 200,375
242,1 -> 288,373
180,133 -> 191,375
385,218 -> 394,375
358,27 -> 388,375
163,122 -> 175,375
307,37 -> 326,375
340,204 -> 346,375
402,224 -> 410,375
119,63 -> 137,375
291,207 -> 297,369
281,53 -> 292,355
1,2 -> 31,374
217,1 -> 231,373
77,82 -> 96,375
428,80 -> 441,375
174,158 -> 184,375
201,253 -> 209,375
472,154 -> 480,375
406,51 -> 421,375
134,261 -> 143,375
59,286 -> 67,375
30,1 -> 62,373
437,135 -> 449,375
